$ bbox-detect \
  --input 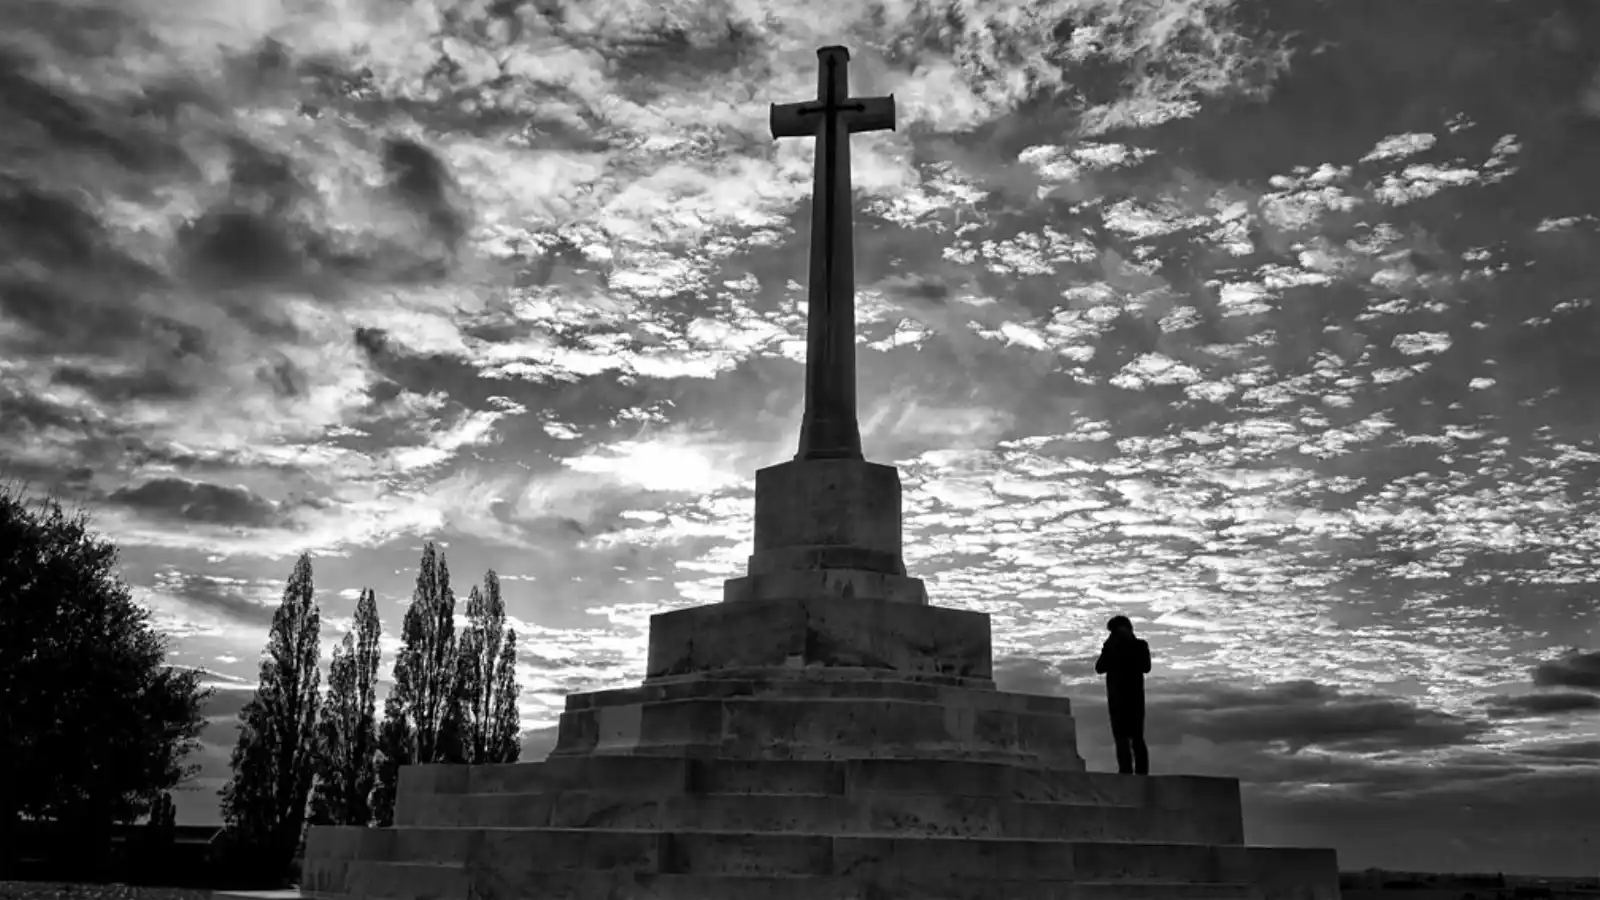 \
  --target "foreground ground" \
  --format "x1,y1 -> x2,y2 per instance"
0,884 -> 212,900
